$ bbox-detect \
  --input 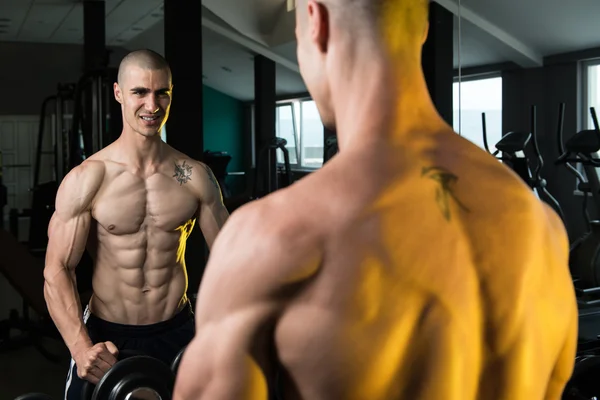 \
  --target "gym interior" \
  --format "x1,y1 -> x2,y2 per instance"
0,0 -> 599,399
